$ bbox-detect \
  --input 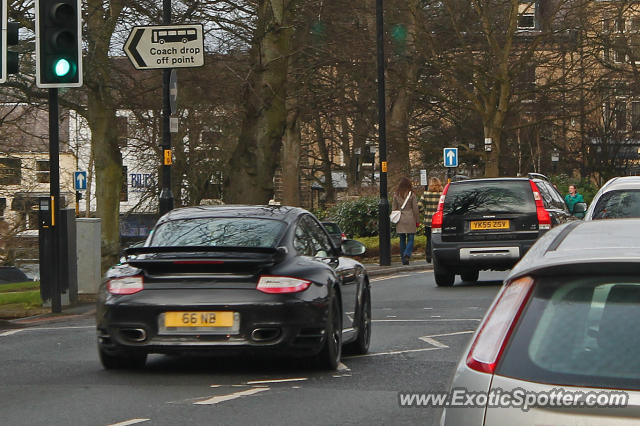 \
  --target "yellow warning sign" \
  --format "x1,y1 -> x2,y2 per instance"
381,161 -> 388,173
164,149 -> 172,165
